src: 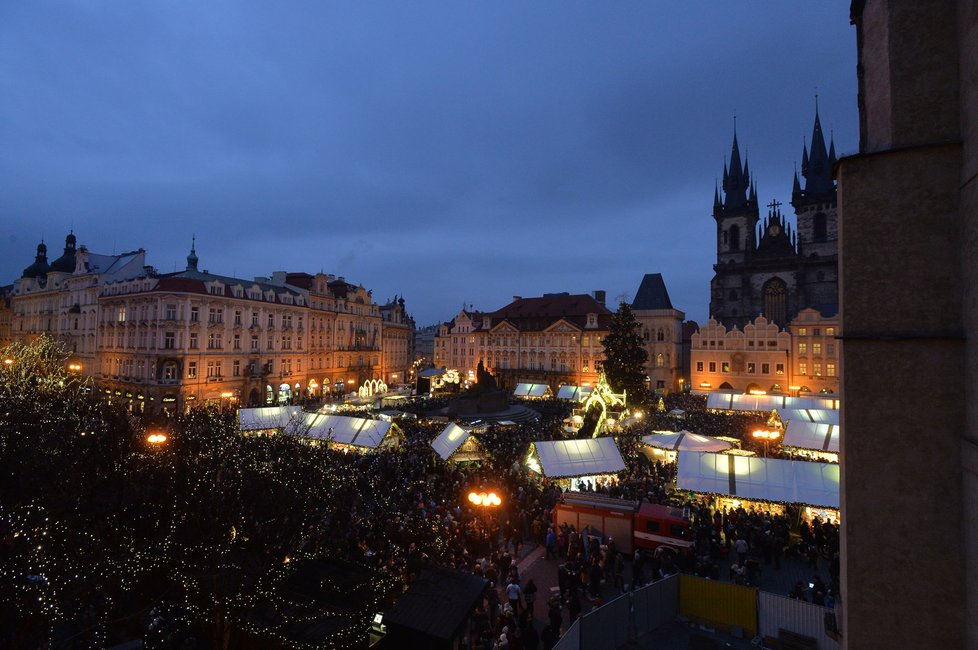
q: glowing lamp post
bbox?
[67,363,82,373]
[3,358,12,368]
[468,490,502,526]
[146,432,168,447]
[752,429,780,458]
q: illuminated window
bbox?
[798,343,807,355]
[721,362,730,373]
[696,361,703,372]
[813,343,822,355]
[826,327,835,337]
[776,363,784,375]
[188,361,197,379]
[800,362,808,375]
[827,363,836,377]
[747,362,755,374]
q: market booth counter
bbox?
[526,437,626,491]
[430,422,488,465]
[676,451,840,523]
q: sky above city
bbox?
[0,2,857,326]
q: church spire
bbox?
[186,235,199,271]
[721,126,750,210]
[802,101,834,195]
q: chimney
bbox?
[270,271,287,286]
[592,290,606,305]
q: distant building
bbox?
[630,273,686,392]
[787,307,839,395]
[379,296,414,386]
[0,284,14,348]
[690,317,791,393]
[434,292,611,390]
[710,110,839,329]
[413,324,438,366]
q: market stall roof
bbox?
[285,412,396,449]
[676,451,839,509]
[783,421,840,453]
[778,408,840,426]
[238,406,303,431]
[641,430,734,453]
[514,383,552,398]
[667,409,686,417]
[530,437,626,478]
[418,367,447,378]
[706,393,840,412]
[431,423,472,461]
[556,385,594,401]
[383,567,488,645]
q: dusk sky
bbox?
[0,2,857,326]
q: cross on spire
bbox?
[767,199,782,211]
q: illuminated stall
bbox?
[526,437,626,491]
[706,392,841,412]
[430,423,488,465]
[640,430,734,463]
[285,412,404,452]
[676,451,840,523]
[513,383,553,399]
[556,385,594,402]
[238,405,303,434]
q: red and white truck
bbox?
[553,492,694,556]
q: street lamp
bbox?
[752,429,781,458]
[468,491,502,508]
[67,362,82,373]
[146,432,168,446]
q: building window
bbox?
[814,212,828,241]
[763,278,788,325]
[721,362,730,373]
[827,343,835,355]
[776,363,784,375]
[206,361,221,378]
[233,334,241,350]
[814,363,822,376]
[165,304,177,320]
[708,362,716,373]
[826,327,835,337]
[814,328,821,336]
[761,363,770,374]
[827,363,836,377]
[164,332,175,349]
[188,361,197,379]
[117,306,126,323]
[747,362,755,374]
[191,307,199,322]
[656,353,665,367]
[800,362,808,375]
[268,314,274,327]
[189,333,199,349]
[233,360,240,377]
[163,363,177,380]
[813,343,822,356]
[696,361,704,372]
[234,310,242,325]
[798,343,807,355]
[252,312,259,326]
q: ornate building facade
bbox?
[710,110,839,330]
[6,234,413,414]
[631,273,686,392]
[434,292,612,390]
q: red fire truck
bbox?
[553,492,694,556]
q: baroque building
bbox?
[7,234,414,414]
[630,273,686,392]
[710,110,839,330]
[434,292,612,390]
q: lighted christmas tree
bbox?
[601,301,649,406]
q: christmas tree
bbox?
[601,301,649,406]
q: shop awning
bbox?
[530,437,626,478]
[676,451,839,509]
[556,385,594,401]
[783,421,840,453]
[706,393,840,412]
[431,423,472,461]
[286,412,396,449]
[641,430,734,453]
[238,406,303,431]
[514,383,552,398]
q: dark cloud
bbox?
[0,2,856,325]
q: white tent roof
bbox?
[531,437,626,478]
[285,412,394,449]
[418,367,446,378]
[514,383,551,397]
[676,451,839,508]
[556,385,594,401]
[706,393,840,412]
[431,423,472,461]
[778,408,840,426]
[783,421,840,453]
[238,406,302,431]
[641,431,734,453]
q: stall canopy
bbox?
[529,437,626,478]
[677,451,839,509]
[285,412,399,449]
[514,383,552,398]
[641,431,734,453]
[706,393,841,412]
[556,385,594,401]
[418,368,447,378]
[238,406,302,432]
[778,408,840,426]
[431,423,473,461]
[783,421,840,454]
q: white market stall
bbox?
[556,385,594,402]
[430,423,487,464]
[238,406,303,433]
[513,383,553,399]
[782,421,840,462]
[285,412,403,451]
[706,393,841,412]
[641,430,734,462]
[526,437,626,490]
[677,451,840,521]
[778,408,840,426]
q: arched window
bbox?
[657,329,665,342]
[814,213,827,241]
[655,353,665,367]
[763,278,788,326]
[729,224,741,251]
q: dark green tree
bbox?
[601,301,649,406]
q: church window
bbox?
[814,213,827,241]
[729,225,741,251]
[657,330,665,342]
[763,278,788,325]
[656,353,665,367]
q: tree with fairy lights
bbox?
[601,301,649,407]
